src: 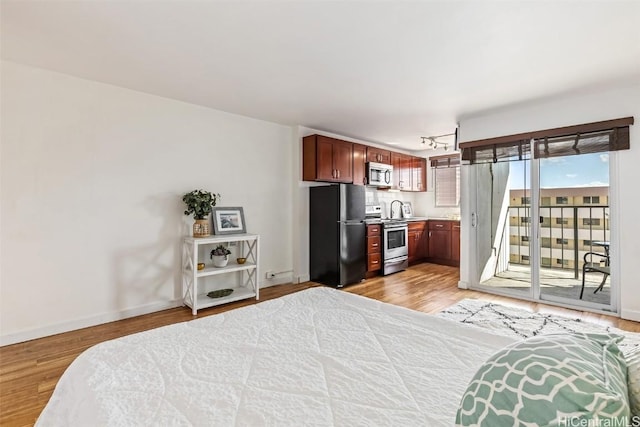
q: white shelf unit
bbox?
[182,233,259,315]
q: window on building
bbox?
[541,257,551,266]
[556,196,569,204]
[520,217,530,223]
[583,239,593,246]
[541,237,551,247]
[556,238,568,245]
[583,218,601,226]
[520,197,531,205]
[556,218,568,225]
[521,236,529,242]
[556,258,569,266]
[583,196,601,204]
[541,197,551,206]
[521,255,530,262]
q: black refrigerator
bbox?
[309,184,366,287]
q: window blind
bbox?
[430,153,461,168]
[435,166,460,207]
[461,140,531,164]
[459,117,633,164]
[534,127,629,159]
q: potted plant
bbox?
[210,244,231,268]
[182,190,220,237]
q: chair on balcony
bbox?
[580,251,610,299]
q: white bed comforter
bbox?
[37,288,515,426]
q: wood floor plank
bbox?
[1,263,638,426]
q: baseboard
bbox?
[458,280,469,289]
[621,308,640,322]
[0,299,183,347]
[296,274,310,284]
[260,273,292,288]
[2,275,302,346]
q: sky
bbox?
[509,152,609,190]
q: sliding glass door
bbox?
[473,160,533,298]
[537,153,612,310]
[468,142,616,313]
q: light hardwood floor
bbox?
[1,263,639,426]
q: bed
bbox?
[36,287,516,426]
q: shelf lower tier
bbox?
[184,287,258,312]
[196,262,256,277]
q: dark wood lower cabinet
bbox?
[451,223,461,263]
[366,224,382,275]
[366,220,459,276]
[427,220,459,267]
[408,221,428,264]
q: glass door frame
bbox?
[467,152,619,315]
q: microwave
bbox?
[367,162,393,187]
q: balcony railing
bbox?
[507,205,610,279]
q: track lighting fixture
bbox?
[421,135,451,151]
[420,126,459,151]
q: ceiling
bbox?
[2,1,640,151]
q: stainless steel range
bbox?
[382,220,408,275]
[365,204,408,275]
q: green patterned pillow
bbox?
[626,346,640,417]
[456,333,630,427]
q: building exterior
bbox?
[508,187,609,270]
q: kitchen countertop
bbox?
[364,216,459,224]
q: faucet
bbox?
[390,200,403,219]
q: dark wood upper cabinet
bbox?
[303,135,353,183]
[391,153,412,190]
[366,147,391,164]
[302,135,426,191]
[411,157,427,192]
[352,143,367,186]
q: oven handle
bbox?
[384,225,408,231]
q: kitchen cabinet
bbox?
[301,135,426,192]
[411,157,427,192]
[428,221,452,261]
[452,222,461,262]
[391,152,412,191]
[303,134,353,183]
[427,220,460,267]
[366,147,391,164]
[182,234,259,315]
[352,143,367,186]
[366,224,382,273]
[408,221,428,264]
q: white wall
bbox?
[0,61,294,344]
[458,81,640,319]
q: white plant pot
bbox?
[212,255,228,268]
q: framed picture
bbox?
[401,202,413,218]
[212,207,246,235]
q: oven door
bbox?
[383,225,408,260]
